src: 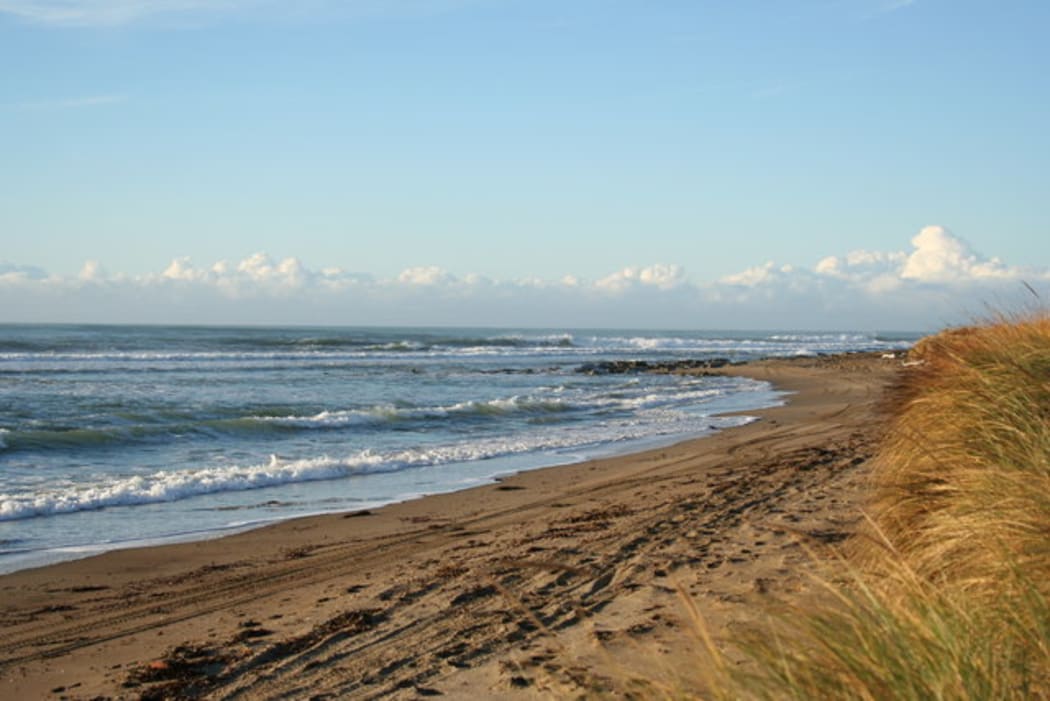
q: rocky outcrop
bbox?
[575,358,738,375]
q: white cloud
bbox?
[158,253,307,288]
[814,249,906,278]
[899,225,1011,282]
[719,261,777,287]
[710,226,1046,323]
[235,252,308,287]
[805,226,1030,294]
[596,264,686,292]
[162,257,202,282]
[78,259,107,282]
[397,265,455,287]
[1,228,1046,330]
[814,256,838,275]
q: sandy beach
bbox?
[0,353,903,699]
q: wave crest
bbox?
[0,407,761,522]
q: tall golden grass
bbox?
[687,313,1050,700]
[866,314,1050,600]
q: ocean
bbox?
[0,325,916,573]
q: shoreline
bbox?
[0,352,903,699]
[0,366,784,577]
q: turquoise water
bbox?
[0,325,915,572]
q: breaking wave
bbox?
[0,411,756,522]
[0,382,746,454]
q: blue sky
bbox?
[1,0,1047,329]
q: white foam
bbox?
[259,384,739,430]
[261,395,576,429]
[0,453,383,521]
[768,332,871,343]
[270,377,760,428]
[0,398,765,523]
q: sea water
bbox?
[0,325,916,573]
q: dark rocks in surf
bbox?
[575,358,737,375]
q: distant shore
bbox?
[0,352,903,699]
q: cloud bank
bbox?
[2,227,1046,330]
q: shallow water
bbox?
[0,325,916,572]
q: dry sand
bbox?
[0,353,904,699]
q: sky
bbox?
[1,0,1048,330]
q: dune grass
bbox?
[682,313,1050,700]
[866,315,1050,599]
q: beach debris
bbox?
[233,619,273,642]
[343,509,374,518]
[282,544,321,560]
[124,644,231,698]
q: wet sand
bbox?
[0,353,903,699]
